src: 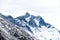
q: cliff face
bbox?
[0,13,60,40]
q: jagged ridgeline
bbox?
[0,12,60,40]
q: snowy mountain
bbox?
[0,13,36,40]
[0,12,60,40]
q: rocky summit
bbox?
[0,12,60,40]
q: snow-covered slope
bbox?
[0,13,60,40]
[14,12,60,40]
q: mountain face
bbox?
[0,13,36,40]
[0,12,60,40]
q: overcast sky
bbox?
[0,0,60,30]
[0,0,60,14]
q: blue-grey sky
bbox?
[0,0,60,30]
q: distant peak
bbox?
[7,15,13,19]
[24,12,30,18]
[26,12,30,15]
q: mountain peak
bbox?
[25,12,30,18]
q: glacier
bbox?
[0,12,60,40]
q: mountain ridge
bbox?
[0,12,60,40]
